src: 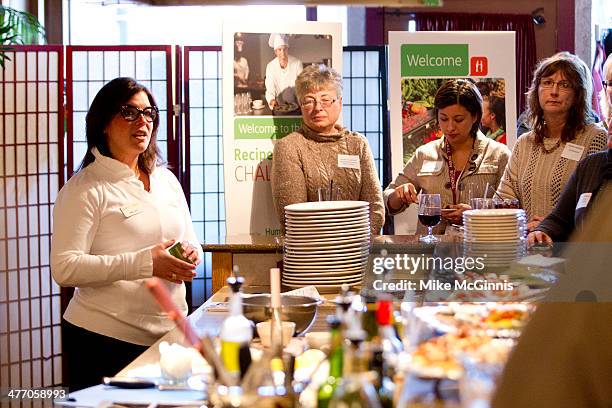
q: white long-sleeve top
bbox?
[51,148,203,346]
[264,55,303,106]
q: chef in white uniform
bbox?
[264,33,303,110]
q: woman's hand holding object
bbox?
[441,203,471,225]
[389,183,419,211]
[151,240,196,284]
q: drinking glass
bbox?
[470,198,494,209]
[418,194,441,243]
[462,182,478,205]
[317,186,341,201]
[317,187,328,201]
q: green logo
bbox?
[401,44,469,76]
[234,117,302,140]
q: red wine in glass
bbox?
[418,194,441,243]
[418,213,441,227]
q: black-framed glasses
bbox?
[119,105,159,122]
[539,78,573,91]
[300,96,338,109]
[603,80,612,90]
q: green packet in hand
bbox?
[167,241,194,264]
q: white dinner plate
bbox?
[283,266,366,275]
[284,238,370,249]
[285,223,370,233]
[285,233,370,243]
[286,221,370,230]
[283,269,366,278]
[282,276,364,284]
[285,207,368,217]
[283,274,365,281]
[283,262,368,272]
[465,221,526,225]
[464,237,524,243]
[463,209,526,217]
[284,253,369,262]
[283,246,370,256]
[284,201,369,212]
[283,256,369,266]
[285,214,370,222]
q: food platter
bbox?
[273,102,299,114]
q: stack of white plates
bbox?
[283,201,371,291]
[462,209,527,267]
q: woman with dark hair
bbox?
[482,95,507,144]
[51,77,202,390]
[384,79,511,233]
[528,53,612,245]
[496,52,607,230]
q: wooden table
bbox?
[203,234,458,293]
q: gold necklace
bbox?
[541,138,562,154]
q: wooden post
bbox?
[212,252,233,294]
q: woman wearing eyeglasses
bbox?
[527,53,612,245]
[496,52,607,230]
[51,78,202,391]
[271,64,384,234]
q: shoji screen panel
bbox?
[0,46,65,398]
[342,46,390,186]
[183,46,223,307]
[65,46,176,177]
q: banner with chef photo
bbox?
[388,31,517,234]
[222,21,342,235]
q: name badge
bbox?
[420,160,443,173]
[338,154,360,170]
[561,143,585,161]
[576,192,592,209]
[120,203,144,218]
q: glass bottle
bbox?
[376,296,403,357]
[316,315,344,408]
[220,276,252,383]
[361,289,379,342]
[370,349,394,408]
[329,335,382,408]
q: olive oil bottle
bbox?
[220,276,252,382]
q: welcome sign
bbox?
[388,32,517,234]
[222,21,342,236]
[401,44,469,76]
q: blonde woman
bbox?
[271,65,384,234]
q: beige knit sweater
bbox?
[384,131,511,234]
[496,122,608,220]
[271,124,385,234]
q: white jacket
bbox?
[51,148,202,346]
[264,55,303,105]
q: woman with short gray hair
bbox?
[271,64,384,234]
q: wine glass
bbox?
[418,194,441,243]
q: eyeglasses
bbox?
[539,79,573,91]
[119,105,159,122]
[603,80,612,90]
[300,96,338,110]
